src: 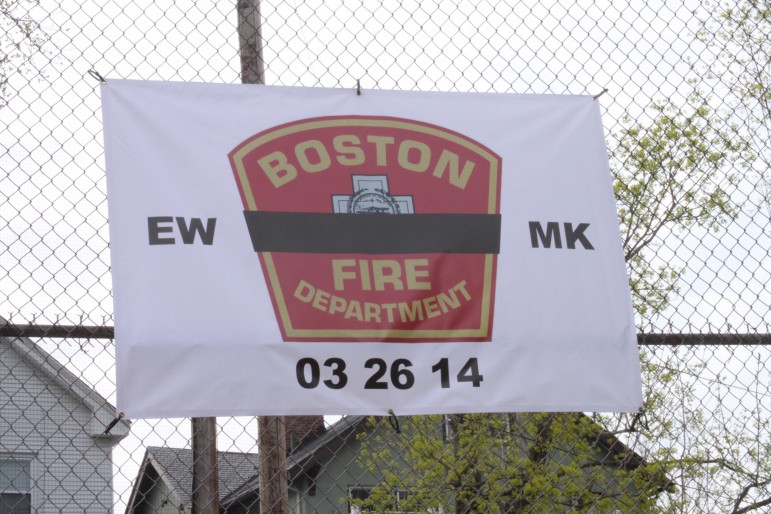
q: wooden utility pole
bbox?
[257,416,289,513]
[237,2,289,513]
[191,417,220,514]
[238,0,266,85]
[187,3,268,511]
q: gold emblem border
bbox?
[232,117,500,340]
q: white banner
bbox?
[101,80,642,417]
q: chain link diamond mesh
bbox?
[1,0,769,512]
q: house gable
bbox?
[125,447,260,514]
[1,333,130,512]
[124,452,185,514]
[1,334,129,439]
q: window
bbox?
[0,459,31,514]
[348,486,413,514]
[348,486,371,514]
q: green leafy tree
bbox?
[354,96,747,514]
[356,413,671,513]
[698,0,771,214]
[672,4,771,512]
[631,347,771,514]
[1,0,46,108]
[612,94,746,319]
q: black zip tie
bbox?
[592,87,608,100]
[387,409,400,433]
[356,79,361,96]
[104,412,125,434]
[88,69,107,84]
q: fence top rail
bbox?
[1,323,769,345]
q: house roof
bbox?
[124,446,260,512]
[126,412,671,512]
[0,329,130,440]
[123,416,367,512]
[220,415,367,507]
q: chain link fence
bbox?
[1,0,769,512]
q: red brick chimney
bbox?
[284,416,325,450]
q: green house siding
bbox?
[297,434,374,514]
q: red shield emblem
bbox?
[229,116,501,342]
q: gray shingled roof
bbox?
[127,417,367,512]
[221,415,367,507]
[146,446,259,505]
